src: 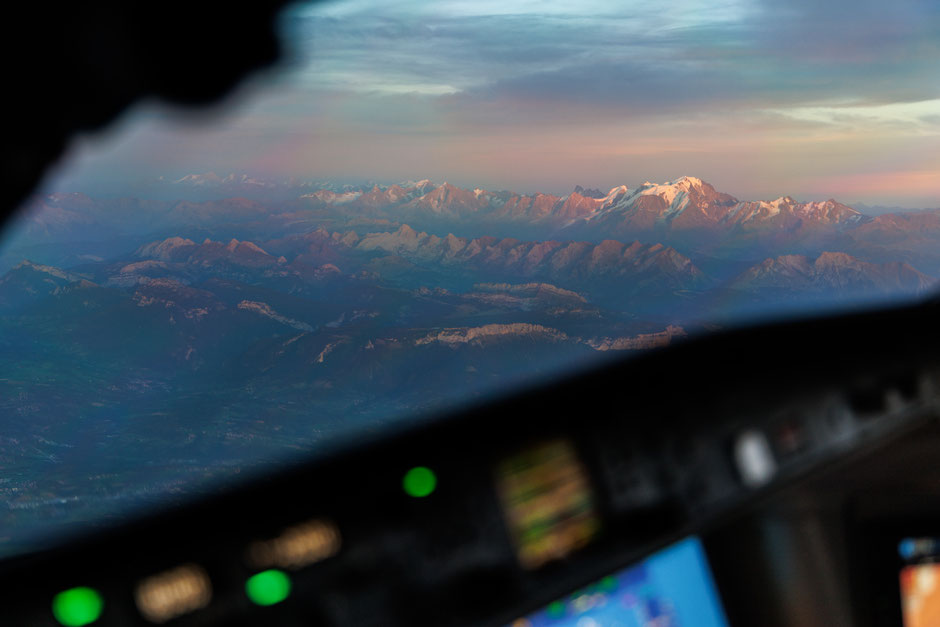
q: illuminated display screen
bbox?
[496,440,601,570]
[900,537,940,627]
[901,563,940,627]
[510,536,729,627]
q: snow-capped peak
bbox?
[672,175,705,187]
[400,179,433,189]
[174,172,222,185]
[641,176,707,191]
[635,177,704,206]
[604,184,630,198]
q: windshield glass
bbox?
[2,0,938,556]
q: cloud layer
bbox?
[52,0,940,207]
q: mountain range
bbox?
[1,173,936,549]
[17,175,940,275]
[294,176,870,241]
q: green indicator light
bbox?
[547,600,566,618]
[245,569,291,607]
[52,587,104,627]
[403,466,437,498]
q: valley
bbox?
[1,173,936,553]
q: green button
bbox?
[403,466,437,498]
[246,569,291,606]
[52,587,104,626]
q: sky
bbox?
[48,0,940,208]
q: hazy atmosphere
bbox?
[48,0,940,207]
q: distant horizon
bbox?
[43,169,937,214]
[36,0,940,211]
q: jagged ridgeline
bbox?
[0,174,936,549]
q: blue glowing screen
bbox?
[513,536,729,627]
